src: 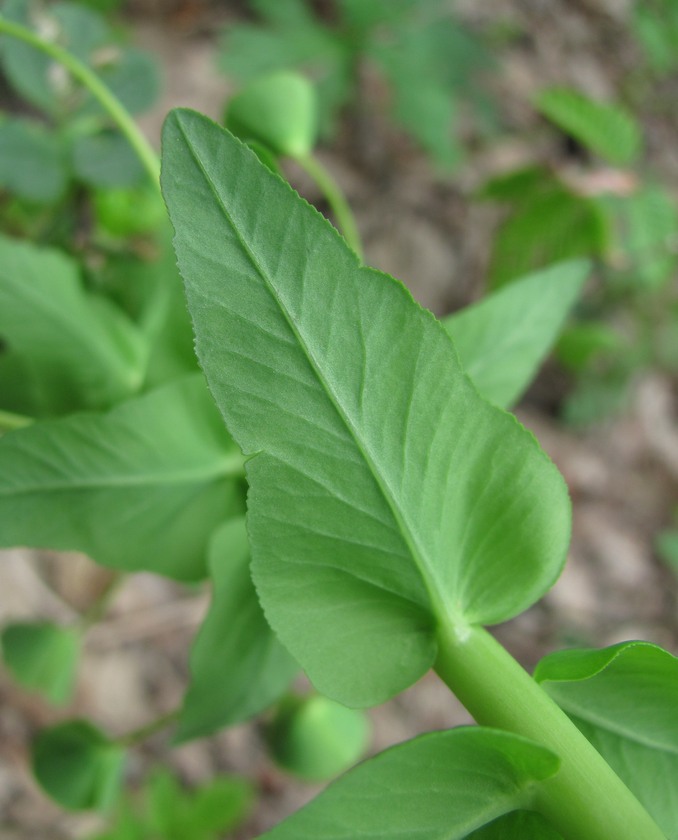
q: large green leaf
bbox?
[258,727,559,838]
[535,88,642,166]
[443,260,589,408]
[0,235,146,415]
[0,375,245,580]
[161,110,570,707]
[175,517,297,742]
[535,642,678,838]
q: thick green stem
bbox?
[0,15,160,185]
[435,622,666,840]
[297,154,363,259]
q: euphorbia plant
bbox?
[159,109,677,839]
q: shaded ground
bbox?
[1,1,678,837]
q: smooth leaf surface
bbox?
[536,88,642,166]
[176,517,297,742]
[226,71,317,159]
[443,260,589,407]
[0,235,146,414]
[535,641,678,838]
[0,117,68,203]
[258,727,559,838]
[0,375,245,580]
[161,110,571,706]
[467,811,563,839]
[145,770,254,840]
[266,693,370,781]
[33,720,125,811]
[72,130,145,189]
[1,621,80,704]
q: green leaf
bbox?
[555,323,623,372]
[226,71,317,159]
[161,110,571,707]
[443,260,589,407]
[657,529,678,571]
[145,769,254,840]
[175,517,297,742]
[467,810,564,839]
[78,47,160,118]
[0,0,109,115]
[535,642,678,837]
[266,693,370,781]
[535,88,642,166]
[258,727,559,838]
[373,14,493,169]
[0,117,68,203]
[0,234,147,414]
[72,130,145,189]
[32,719,125,811]
[488,181,608,287]
[609,186,678,289]
[1,621,80,704]
[0,375,245,581]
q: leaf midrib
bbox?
[179,119,445,617]
[2,451,243,496]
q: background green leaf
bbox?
[175,517,297,742]
[535,642,678,838]
[32,720,125,811]
[1,621,80,705]
[443,260,589,407]
[259,728,559,838]
[72,130,145,189]
[161,110,571,707]
[0,234,147,414]
[0,375,245,580]
[0,117,68,203]
[144,770,254,840]
[535,87,642,166]
[0,0,104,114]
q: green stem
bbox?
[0,15,160,186]
[115,708,180,748]
[79,572,124,631]
[0,409,34,432]
[435,623,666,840]
[297,154,363,259]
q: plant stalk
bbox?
[435,622,666,840]
[115,708,179,748]
[297,154,363,259]
[0,15,160,185]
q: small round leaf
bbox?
[32,720,125,811]
[2,621,80,705]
